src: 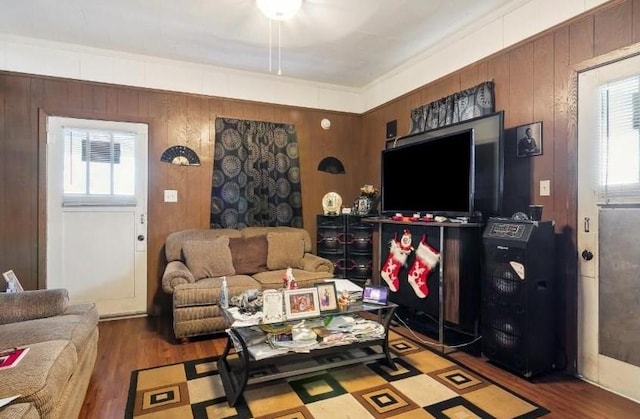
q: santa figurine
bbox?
[282,267,298,290]
[338,288,350,310]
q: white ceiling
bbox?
[0,0,531,88]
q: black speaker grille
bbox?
[493,326,519,349]
[481,220,556,377]
[492,268,519,295]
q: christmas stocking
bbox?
[407,234,440,298]
[380,230,413,292]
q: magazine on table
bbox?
[0,347,30,370]
[0,395,21,409]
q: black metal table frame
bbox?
[218,302,397,407]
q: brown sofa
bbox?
[0,289,98,419]
[162,226,335,341]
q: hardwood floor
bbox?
[79,315,640,419]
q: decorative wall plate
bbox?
[160,145,201,166]
[322,192,342,215]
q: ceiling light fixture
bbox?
[256,0,302,75]
[256,0,302,20]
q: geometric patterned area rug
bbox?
[125,330,549,418]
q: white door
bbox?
[47,117,148,318]
[577,56,640,402]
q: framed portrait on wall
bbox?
[284,288,320,320]
[516,121,543,158]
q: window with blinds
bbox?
[63,127,137,206]
[598,75,640,204]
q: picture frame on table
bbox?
[284,288,320,320]
[315,282,338,312]
[2,270,24,292]
[262,289,285,324]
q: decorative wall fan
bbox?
[160,145,201,166]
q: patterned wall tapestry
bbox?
[210,118,303,229]
[409,80,495,134]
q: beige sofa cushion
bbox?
[0,340,78,418]
[0,289,69,326]
[229,235,268,274]
[0,403,39,419]
[173,275,260,307]
[253,269,334,290]
[242,226,312,252]
[165,228,242,262]
[266,231,305,270]
[183,237,235,280]
[0,304,98,358]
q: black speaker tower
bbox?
[481,218,556,378]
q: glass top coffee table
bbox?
[218,300,397,407]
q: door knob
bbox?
[137,235,145,241]
[581,250,593,261]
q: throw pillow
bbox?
[229,235,268,275]
[266,231,305,270]
[182,237,235,280]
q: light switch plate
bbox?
[164,189,178,202]
[540,180,550,196]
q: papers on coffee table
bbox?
[247,343,289,360]
[324,279,363,301]
[324,279,363,293]
[226,307,264,327]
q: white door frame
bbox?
[577,55,640,403]
[46,116,148,318]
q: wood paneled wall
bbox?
[0,76,361,313]
[0,0,637,373]
[360,0,640,373]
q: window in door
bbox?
[62,127,137,206]
[598,76,640,204]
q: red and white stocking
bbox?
[380,230,413,292]
[407,234,440,298]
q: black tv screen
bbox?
[384,111,504,221]
[381,129,474,217]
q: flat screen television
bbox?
[381,129,475,218]
[383,111,504,221]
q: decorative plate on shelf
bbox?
[322,192,342,215]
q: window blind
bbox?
[62,127,137,206]
[598,75,640,204]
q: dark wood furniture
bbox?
[316,214,373,287]
[365,218,483,350]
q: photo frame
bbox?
[262,289,285,324]
[284,288,320,320]
[315,282,338,312]
[2,270,24,292]
[353,196,372,216]
[516,121,543,158]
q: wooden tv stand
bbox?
[363,218,483,351]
